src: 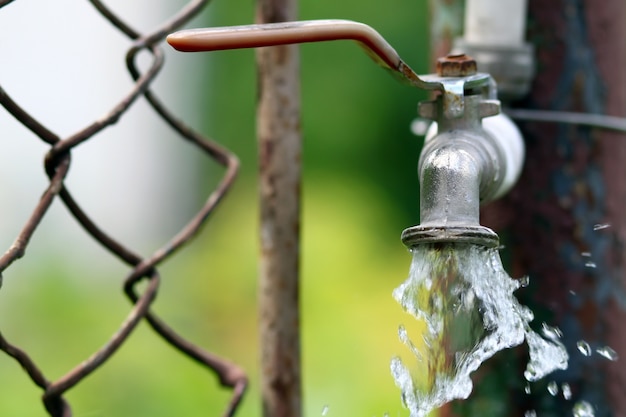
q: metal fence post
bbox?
[255,0,302,416]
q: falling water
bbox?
[391,243,568,417]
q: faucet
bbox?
[166,19,527,417]
[167,19,525,247]
[402,54,524,249]
[167,19,524,247]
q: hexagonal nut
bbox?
[436,54,477,77]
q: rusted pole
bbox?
[428,1,626,416]
[478,0,626,416]
[513,0,626,415]
[255,0,301,416]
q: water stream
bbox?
[391,243,569,417]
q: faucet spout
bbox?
[419,131,498,228]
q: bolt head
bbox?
[436,54,477,77]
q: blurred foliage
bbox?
[0,0,432,416]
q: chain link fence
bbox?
[0,1,247,415]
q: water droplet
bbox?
[398,325,408,342]
[321,405,329,416]
[519,275,530,288]
[581,252,592,257]
[547,381,559,396]
[524,410,537,417]
[541,323,563,341]
[584,261,597,268]
[562,383,572,400]
[573,400,594,417]
[593,223,610,231]
[577,341,592,356]
[525,383,531,394]
[596,346,618,361]
[410,118,431,136]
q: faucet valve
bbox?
[164,20,523,249]
[402,55,524,249]
[417,54,498,120]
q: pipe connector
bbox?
[452,0,535,101]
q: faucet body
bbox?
[418,94,505,228]
[402,70,524,249]
[167,21,524,250]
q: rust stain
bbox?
[259,138,274,172]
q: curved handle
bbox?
[167,19,433,88]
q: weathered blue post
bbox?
[481,1,626,416]
[429,1,626,416]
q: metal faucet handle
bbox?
[167,18,494,110]
[167,19,422,82]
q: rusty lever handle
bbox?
[166,19,438,90]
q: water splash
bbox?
[391,243,568,417]
[541,323,563,341]
[524,330,568,381]
[519,275,530,288]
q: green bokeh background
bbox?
[0,1,432,415]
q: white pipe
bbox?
[483,113,525,199]
[464,0,527,47]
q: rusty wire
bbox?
[0,1,247,416]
